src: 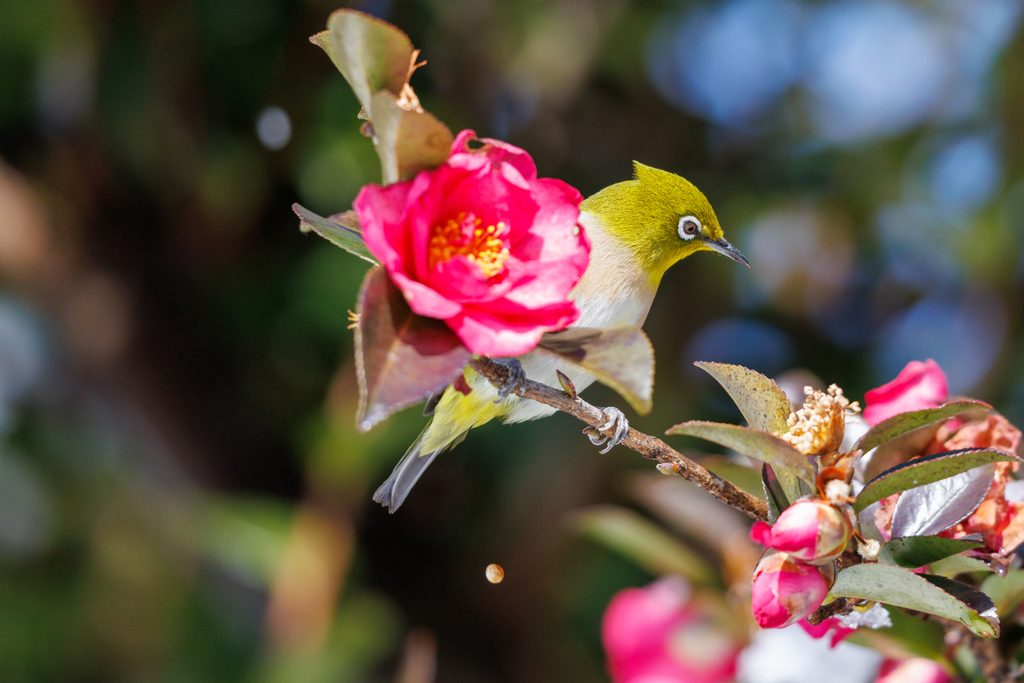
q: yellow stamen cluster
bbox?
[428,214,510,278]
[780,384,861,456]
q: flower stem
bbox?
[470,356,770,523]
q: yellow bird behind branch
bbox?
[374,162,749,512]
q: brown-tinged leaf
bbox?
[666,421,815,484]
[694,362,791,434]
[855,400,991,454]
[854,447,1023,513]
[536,326,654,415]
[556,370,577,400]
[355,267,470,432]
[827,564,998,637]
[368,90,453,185]
[314,9,414,111]
[294,203,378,264]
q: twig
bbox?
[806,597,855,625]
[469,357,769,522]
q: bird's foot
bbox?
[492,358,526,403]
[583,407,629,454]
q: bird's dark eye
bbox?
[677,215,702,240]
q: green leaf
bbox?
[572,506,718,586]
[762,464,789,524]
[855,401,991,454]
[666,421,815,484]
[314,9,414,112]
[368,90,455,185]
[928,554,993,577]
[981,570,1024,617]
[827,564,998,638]
[294,203,378,264]
[535,326,654,415]
[878,536,985,568]
[854,447,1021,513]
[355,267,470,432]
[694,362,791,434]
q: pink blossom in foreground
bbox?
[798,618,855,647]
[354,130,589,356]
[875,658,951,683]
[602,576,740,683]
[751,550,833,629]
[769,500,852,565]
[863,360,948,426]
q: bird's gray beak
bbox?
[705,237,750,268]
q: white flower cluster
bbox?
[780,385,861,456]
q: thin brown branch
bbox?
[469,356,769,522]
[806,597,855,625]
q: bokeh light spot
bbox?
[256,106,292,151]
[929,134,1000,213]
[686,318,794,377]
[803,1,949,143]
[485,564,504,584]
[874,292,1007,393]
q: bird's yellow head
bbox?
[581,162,748,284]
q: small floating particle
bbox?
[485,563,504,584]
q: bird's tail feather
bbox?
[373,421,467,512]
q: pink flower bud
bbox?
[751,550,833,629]
[770,499,852,565]
[876,658,951,683]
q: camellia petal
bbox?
[864,359,949,425]
[353,181,412,271]
[448,129,538,181]
[389,271,463,319]
[447,310,549,357]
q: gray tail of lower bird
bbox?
[373,421,466,512]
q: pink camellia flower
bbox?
[602,576,740,683]
[751,550,834,629]
[863,360,948,426]
[768,500,852,565]
[354,129,590,356]
[875,658,951,683]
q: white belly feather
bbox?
[492,211,658,424]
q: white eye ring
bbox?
[677,215,701,241]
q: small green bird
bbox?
[374,162,749,511]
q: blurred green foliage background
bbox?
[1,0,1024,681]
